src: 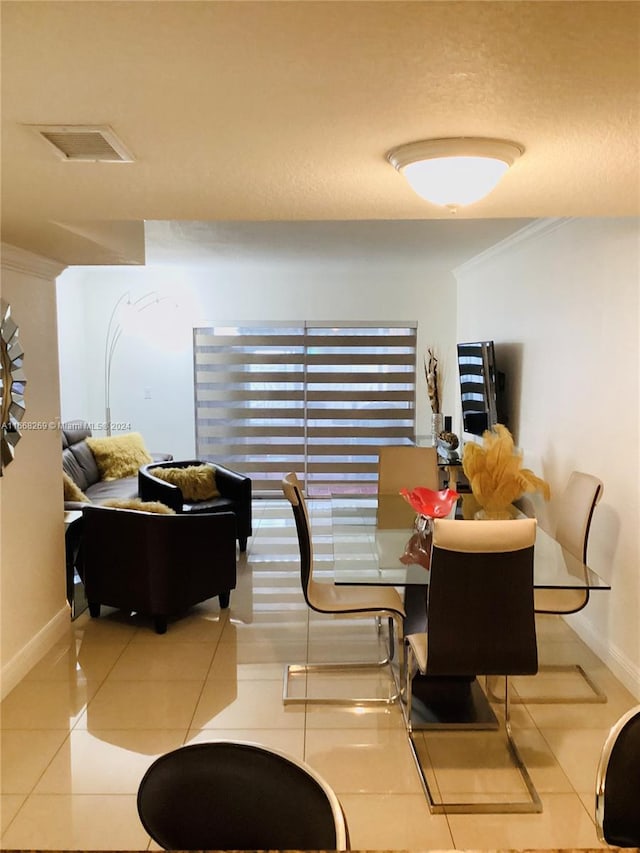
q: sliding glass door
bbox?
[194,322,416,495]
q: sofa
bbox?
[62,420,172,509]
[139,459,252,552]
[81,504,237,633]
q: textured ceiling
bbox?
[143,218,535,268]
[1,1,639,266]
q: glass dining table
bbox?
[330,493,611,728]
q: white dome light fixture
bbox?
[387,137,524,212]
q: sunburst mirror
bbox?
[0,299,27,474]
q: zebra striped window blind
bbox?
[194,322,417,495]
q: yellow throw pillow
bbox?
[150,464,220,502]
[63,471,90,502]
[102,498,176,515]
[86,432,153,481]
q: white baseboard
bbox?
[1,605,71,700]
[567,611,640,700]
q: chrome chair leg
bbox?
[404,667,542,814]
[283,614,403,706]
[486,664,607,704]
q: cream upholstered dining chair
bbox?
[404,517,541,814]
[530,470,605,702]
[282,472,405,705]
[376,445,440,528]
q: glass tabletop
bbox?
[331,494,611,591]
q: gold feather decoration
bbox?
[462,424,550,516]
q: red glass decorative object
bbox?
[399,486,460,518]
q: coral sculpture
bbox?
[462,424,550,517]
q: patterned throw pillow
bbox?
[86,432,153,481]
[63,471,90,502]
[102,498,176,515]
[149,464,220,502]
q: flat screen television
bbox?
[457,340,505,437]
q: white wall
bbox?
[1,245,69,698]
[455,217,640,696]
[56,270,90,420]
[57,258,459,459]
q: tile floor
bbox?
[1,497,637,850]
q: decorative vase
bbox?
[400,514,433,569]
[414,513,433,537]
[436,431,459,461]
[431,412,444,445]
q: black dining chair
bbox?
[137,740,349,850]
[282,472,405,705]
[404,517,541,814]
[595,704,640,847]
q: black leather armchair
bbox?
[139,459,252,552]
[80,504,237,633]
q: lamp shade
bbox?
[387,138,523,210]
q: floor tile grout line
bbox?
[183,609,231,739]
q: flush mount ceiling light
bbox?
[386,137,524,212]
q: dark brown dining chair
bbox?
[595,704,640,847]
[137,740,349,850]
[404,517,541,814]
[282,472,405,705]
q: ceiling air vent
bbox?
[29,125,135,162]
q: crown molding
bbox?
[1,243,66,280]
[453,217,575,277]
